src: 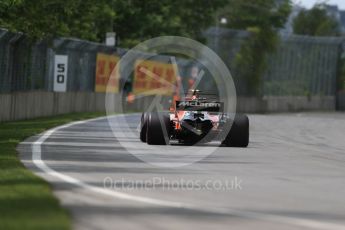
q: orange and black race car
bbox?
[140,90,249,147]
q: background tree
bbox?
[293,3,340,36]
[102,0,227,47]
[0,0,115,41]
[0,0,226,45]
[219,0,292,95]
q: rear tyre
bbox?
[146,112,171,145]
[140,113,148,143]
[223,114,249,147]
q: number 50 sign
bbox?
[54,55,68,92]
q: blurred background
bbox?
[1,0,345,122]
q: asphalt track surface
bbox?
[18,113,345,230]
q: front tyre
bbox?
[223,114,249,147]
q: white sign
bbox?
[54,55,68,92]
[106,32,116,46]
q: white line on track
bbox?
[27,141,120,148]
[31,115,345,230]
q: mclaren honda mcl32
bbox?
[140,90,249,147]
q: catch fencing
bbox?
[2,27,344,96]
[0,28,200,93]
[0,30,48,92]
[1,27,345,117]
[47,38,120,92]
[204,27,345,97]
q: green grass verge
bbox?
[0,112,106,230]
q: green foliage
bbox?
[293,4,340,36]
[220,0,292,95]
[111,0,227,47]
[0,0,226,45]
[0,0,115,41]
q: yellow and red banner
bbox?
[133,59,177,95]
[95,53,120,93]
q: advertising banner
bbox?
[133,59,177,95]
[95,53,120,93]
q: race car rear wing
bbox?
[176,101,223,112]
